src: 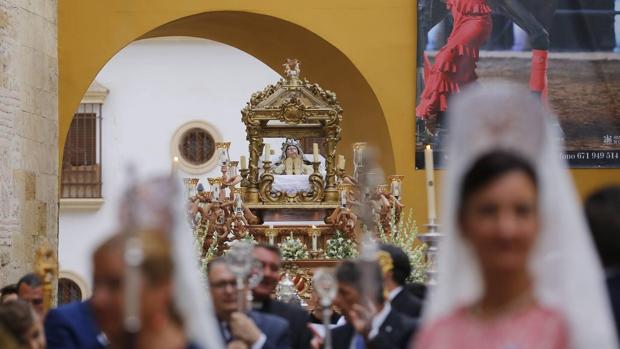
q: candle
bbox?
[235,193,242,212]
[313,143,319,162]
[340,189,347,208]
[391,180,400,197]
[269,226,275,244]
[264,144,271,162]
[311,225,318,250]
[240,156,247,170]
[424,145,436,220]
[338,155,345,170]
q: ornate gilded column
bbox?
[323,123,341,202]
[246,127,262,203]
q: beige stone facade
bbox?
[0,0,58,286]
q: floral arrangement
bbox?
[278,232,309,261]
[325,231,358,259]
[377,207,428,283]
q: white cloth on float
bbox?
[272,175,313,194]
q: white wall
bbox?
[59,37,284,288]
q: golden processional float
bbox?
[187,59,427,304]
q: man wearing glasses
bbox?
[208,257,290,349]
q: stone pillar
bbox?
[0,0,58,287]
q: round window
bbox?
[178,127,216,165]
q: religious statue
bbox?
[273,139,314,175]
[283,58,301,80]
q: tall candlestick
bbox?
[338,155,345,170]
[313,143,319,162]
[264,144,271,162]
[424,145,437,220]
[240,156,247,170]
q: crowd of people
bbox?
[0,82,619,349]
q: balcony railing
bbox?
[61,164,102,199]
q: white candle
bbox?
[240,156,247,170]
[313,143,319,162]
[235,193,242,211]
[264,144,270,162]
[391,180,399,197]
[311,225,318,250]
[338,155,345,169]
[340,189,347,207]
[424,145,436,220]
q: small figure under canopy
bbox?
[273,139,314,175]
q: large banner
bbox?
[415,0,620,169]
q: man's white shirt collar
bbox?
[387,286,403,302]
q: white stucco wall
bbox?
[59,37,284,289]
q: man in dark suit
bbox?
[208,258,290,349]
[379,244,423,319]
[329,260,417,349]
[585,186,620,339]
[252,244,312,349]
[44,300,108,349]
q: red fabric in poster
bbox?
[416,0,493,119]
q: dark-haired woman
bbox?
[415,151,568,348]
[413,82,618,348]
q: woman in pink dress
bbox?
[413,82,618,348]
[416,0,493,121]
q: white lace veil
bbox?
[423,81,618,348]
[119,175,223,349]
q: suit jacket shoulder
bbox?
[260,300,311,349]
[391,289,423,318]
[367,310,417,349]
[331,324,355,349]
[249,311,291,349]
[44,301,105,349]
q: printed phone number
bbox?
[562,152,620,160]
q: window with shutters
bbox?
[61,103,103,198]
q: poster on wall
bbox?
[414,0,620,169]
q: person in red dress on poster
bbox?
[416,0,493,123]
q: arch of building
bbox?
[59,1,620,225]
